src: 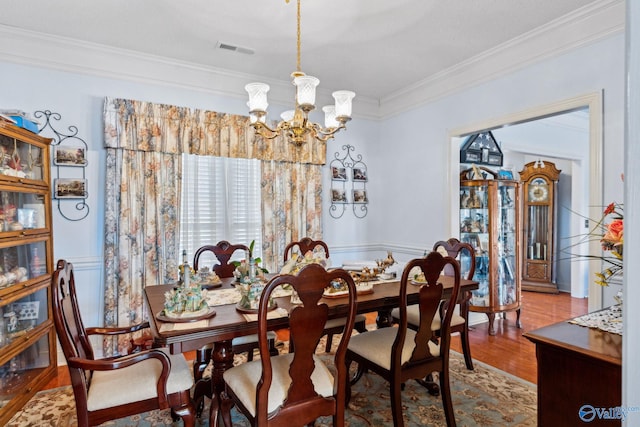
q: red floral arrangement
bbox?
[592,202,623,286]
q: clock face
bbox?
[528,178,549,202]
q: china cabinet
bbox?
[519,161,561,293]
[459,167,521,335]
[0,121,55,425]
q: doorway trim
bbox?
[447,91,603,310]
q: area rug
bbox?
[7,342,536,426]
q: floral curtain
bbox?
[261,159,324,272]
[102,97,325,356]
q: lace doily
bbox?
[568,305,622,335]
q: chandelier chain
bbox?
[296,0,301,72]
[246,0,354,146]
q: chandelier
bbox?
[245,0,355,146]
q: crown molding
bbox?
[0,25,381,120]
[379,0,624,118]
[0,0,624,121]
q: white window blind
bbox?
[179,155,262,263]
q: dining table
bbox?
[144,273,479,426]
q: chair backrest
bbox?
[283,237,330,261]
[433,238,476,281]
[256,263,357,425]
[393,251,460,365]
[193,241,250,278]
[51,259,94,413]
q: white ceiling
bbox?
[0,0,603,101]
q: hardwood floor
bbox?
[450,290,588,384]
[43,290,588,391]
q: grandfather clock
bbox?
[519,161,561,293]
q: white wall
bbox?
[374,33,624,305]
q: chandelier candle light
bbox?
[245,0,355,146]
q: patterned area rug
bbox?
[8,340,536,426]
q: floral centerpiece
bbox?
[280,250,329,275]
[581,201,623,287]
[232,240,272,311]
[163,283,209,318]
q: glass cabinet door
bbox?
[0,189,47,233]
[0,239,48,292]
[0,333,52,409]
[0,286,49,351]
[497,182,518,306]
[460,182,490,307]
[0,134,46,183]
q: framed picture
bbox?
[54,178,88,199]
[331,189,347,203]
[353,189,368,203]
[331,166,347,181]
[53,147,88,166]
[353,168,367,182]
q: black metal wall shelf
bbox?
[329,144,368,219]
[35,110,89,221]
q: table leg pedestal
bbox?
[208,340,235,427]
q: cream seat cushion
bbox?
[87,348,193,411]
[232,331,277,346]
[347,327,440,370]
[391,306,465,330]
[223,353,334,416]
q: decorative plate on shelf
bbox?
[156,307,216,323]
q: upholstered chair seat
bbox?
[87,348,193,411]
[223,353,335,416]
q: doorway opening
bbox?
[448,92,604,312]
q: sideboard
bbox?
[524,313,621,426]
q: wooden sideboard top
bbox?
[524,315,622,366]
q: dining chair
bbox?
[346,251,461,427]
[284,237,368,353]
[192,241,278,381]
[51,260,196,427]
[221,263,358,427]
[391,238,476,371]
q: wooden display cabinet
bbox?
[0,121,55,425]
[459,168,522,335]
[519,161,561,293]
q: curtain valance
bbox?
[103,97,326,165]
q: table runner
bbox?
[158,278,397,332]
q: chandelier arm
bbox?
[251,122,280,140]
[310,123,346,141]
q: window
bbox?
[179,155,262,264]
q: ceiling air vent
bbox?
[216,42,254,55]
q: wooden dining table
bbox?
[144,274,478,426]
